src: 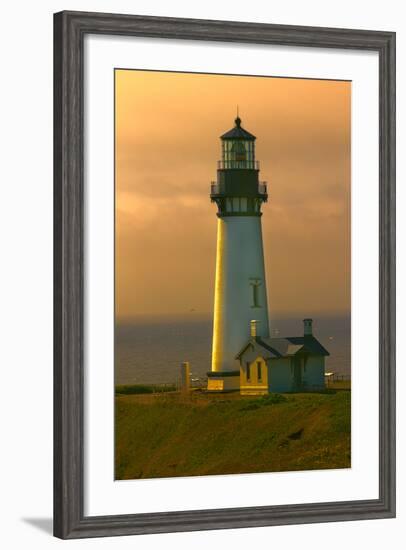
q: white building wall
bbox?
[211,216,269,372]
[304,356,325,389]
[268,358,292,393]
[269,356,326,392]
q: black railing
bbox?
[210,182,268,195]
[217,160,260,170]
[258,183,267,195]
[210,182,218,195]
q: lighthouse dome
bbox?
[220,117,256,140]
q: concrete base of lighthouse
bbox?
[206,371,240,392]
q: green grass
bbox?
[327,380,351,390]
[115,390,351,480]
[115,384,176,395]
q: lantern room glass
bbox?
[221,139,256,169]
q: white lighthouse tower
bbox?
[207,116,270,392]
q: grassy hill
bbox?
[115,390,350,480]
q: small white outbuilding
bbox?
[235,319,329,395]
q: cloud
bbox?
[115,70,351,317]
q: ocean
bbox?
[115,314,351,385]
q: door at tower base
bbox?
[207,371,240,392]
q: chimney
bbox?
[303,318,313,336]
[250,320,260,338]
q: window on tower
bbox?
[250,279,261,308]
[222,139,255,168]
[231,140,246,161]
[253,285,259,307]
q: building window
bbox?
[257,361,262,381]
[246,362,251,381]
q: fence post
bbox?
[180,362,190,394]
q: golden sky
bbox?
[115,70,350,320]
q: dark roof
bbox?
[220,117,256,140]
[235,335,329,360]
[285,336,329,356]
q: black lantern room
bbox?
[210,116,268,217]
[220,116,256,169]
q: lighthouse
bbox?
[207,115,270,392]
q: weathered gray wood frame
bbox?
[54,10,396,539]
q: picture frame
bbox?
[54,10,396,539]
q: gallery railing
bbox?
[210,182,268,196]
[217,160,260,170]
